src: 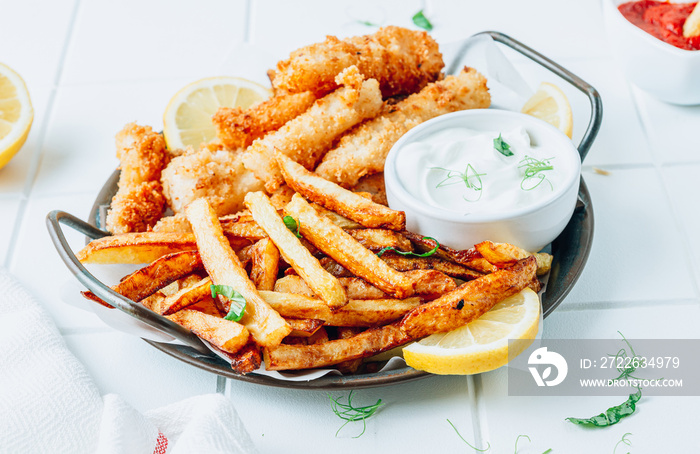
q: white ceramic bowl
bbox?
[384,109,582,252]
[602,0,700,105]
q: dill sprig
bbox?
[446,419,491,452]
[514,434,531,453]
[518,155,554,191]
[431,164,486,202]
[613,432,633,454]
[329,391,382,438]
[376,236,439,258]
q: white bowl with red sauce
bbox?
[602,0,700,105]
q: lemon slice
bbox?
[403,287,540,375]
[521,82,573,139]
[163,77,271,150]
[0,63,33,170]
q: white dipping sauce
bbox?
[395,126,572,216]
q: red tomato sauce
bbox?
[618,1,700,50]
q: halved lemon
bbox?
[0,63,33,170]
[521,82,573,139]
[162,77,271,150]
[403,287,540,375]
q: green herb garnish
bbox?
[210,285,246,321]
[609,331,652,383]
[613,433,633,454]
[356,19,379,27]
[542,450,553,454]
[412,10,433,31]
[446,419,491,452]
[494,134,513,156]
[376,236,439,258]
[432,164,486,202]
[514,434,531,453]
[283,215,302,238]
[518,155,554,191]
[329,391,382,438]
[566,388,641,427]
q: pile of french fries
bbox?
[79,153,552,375]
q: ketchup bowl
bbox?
[384,109,582,253]
[602,0,700,105]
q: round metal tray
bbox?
[85,171,594,389]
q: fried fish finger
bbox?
[270,26,444,98]
[315,68,490,187]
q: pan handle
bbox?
[46,210,213,356]
[465,31,603,162]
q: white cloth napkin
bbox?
[0,269,258,454]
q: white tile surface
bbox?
[63,331,217,412]
[252,0,423,63]
[0,0,76,89]
[427,0,609,59]
[227,375,479,453]
[633,87,700,165]
[32,79,190,196]
[0,197,22,264]
[662,164,700,289]
[480,303,700,453]
[61,0,247,85]
[563,167,696,305]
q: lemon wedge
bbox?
[0,63,33,170]
[521,82,573,139]
[403,287,540,375]
[163,77,271,150]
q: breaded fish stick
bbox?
[106,123,169,234]
[242,66,382,192]
[213,91,316,149]
[270,26,444,98]
[315,68,491,187]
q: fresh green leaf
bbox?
[447,419,490,452]
[542,450,553,454]
[329,391,382,438]
[210,284,246,322]
[412,10,433,31]
[356,19,379,27]
[514,434,531,453]
[376,236,440,258]
[494,134,514,157]
[283,215,302,238]
[566,389,641,427]
[613,432,633,454]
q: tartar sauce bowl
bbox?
[385,109,582,252]
[602,0,700,105]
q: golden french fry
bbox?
[475,240,552,276]
[115,250,202,302]
[400,256,537,338]
[249,238,280,291]
[276,152,405,230]
[245,191,348,309]
[285,318,325,337]
[347,229,412,252]
[401,231,497,274]
[167,309,249,354]
[380,253,483,281]
[263,322,412,370]
[214,341,262,375]
[310,203,362,229]
[77,232,198,264]
[260,291,420,327]
[334,327,365,374]
[338,277,389,299]
[219,216,268,240]
[185,198,291,348]
[284,193,415,298]
[404,270,457,301]
[683,2,700,38]
[160,277,212,315]
[273,275,317,297]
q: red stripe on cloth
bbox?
[153,431,168,454]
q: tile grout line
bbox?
[556,297,700,312]
[245,0,254,45]
[627,86,700,299]
[4,0,82,270]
